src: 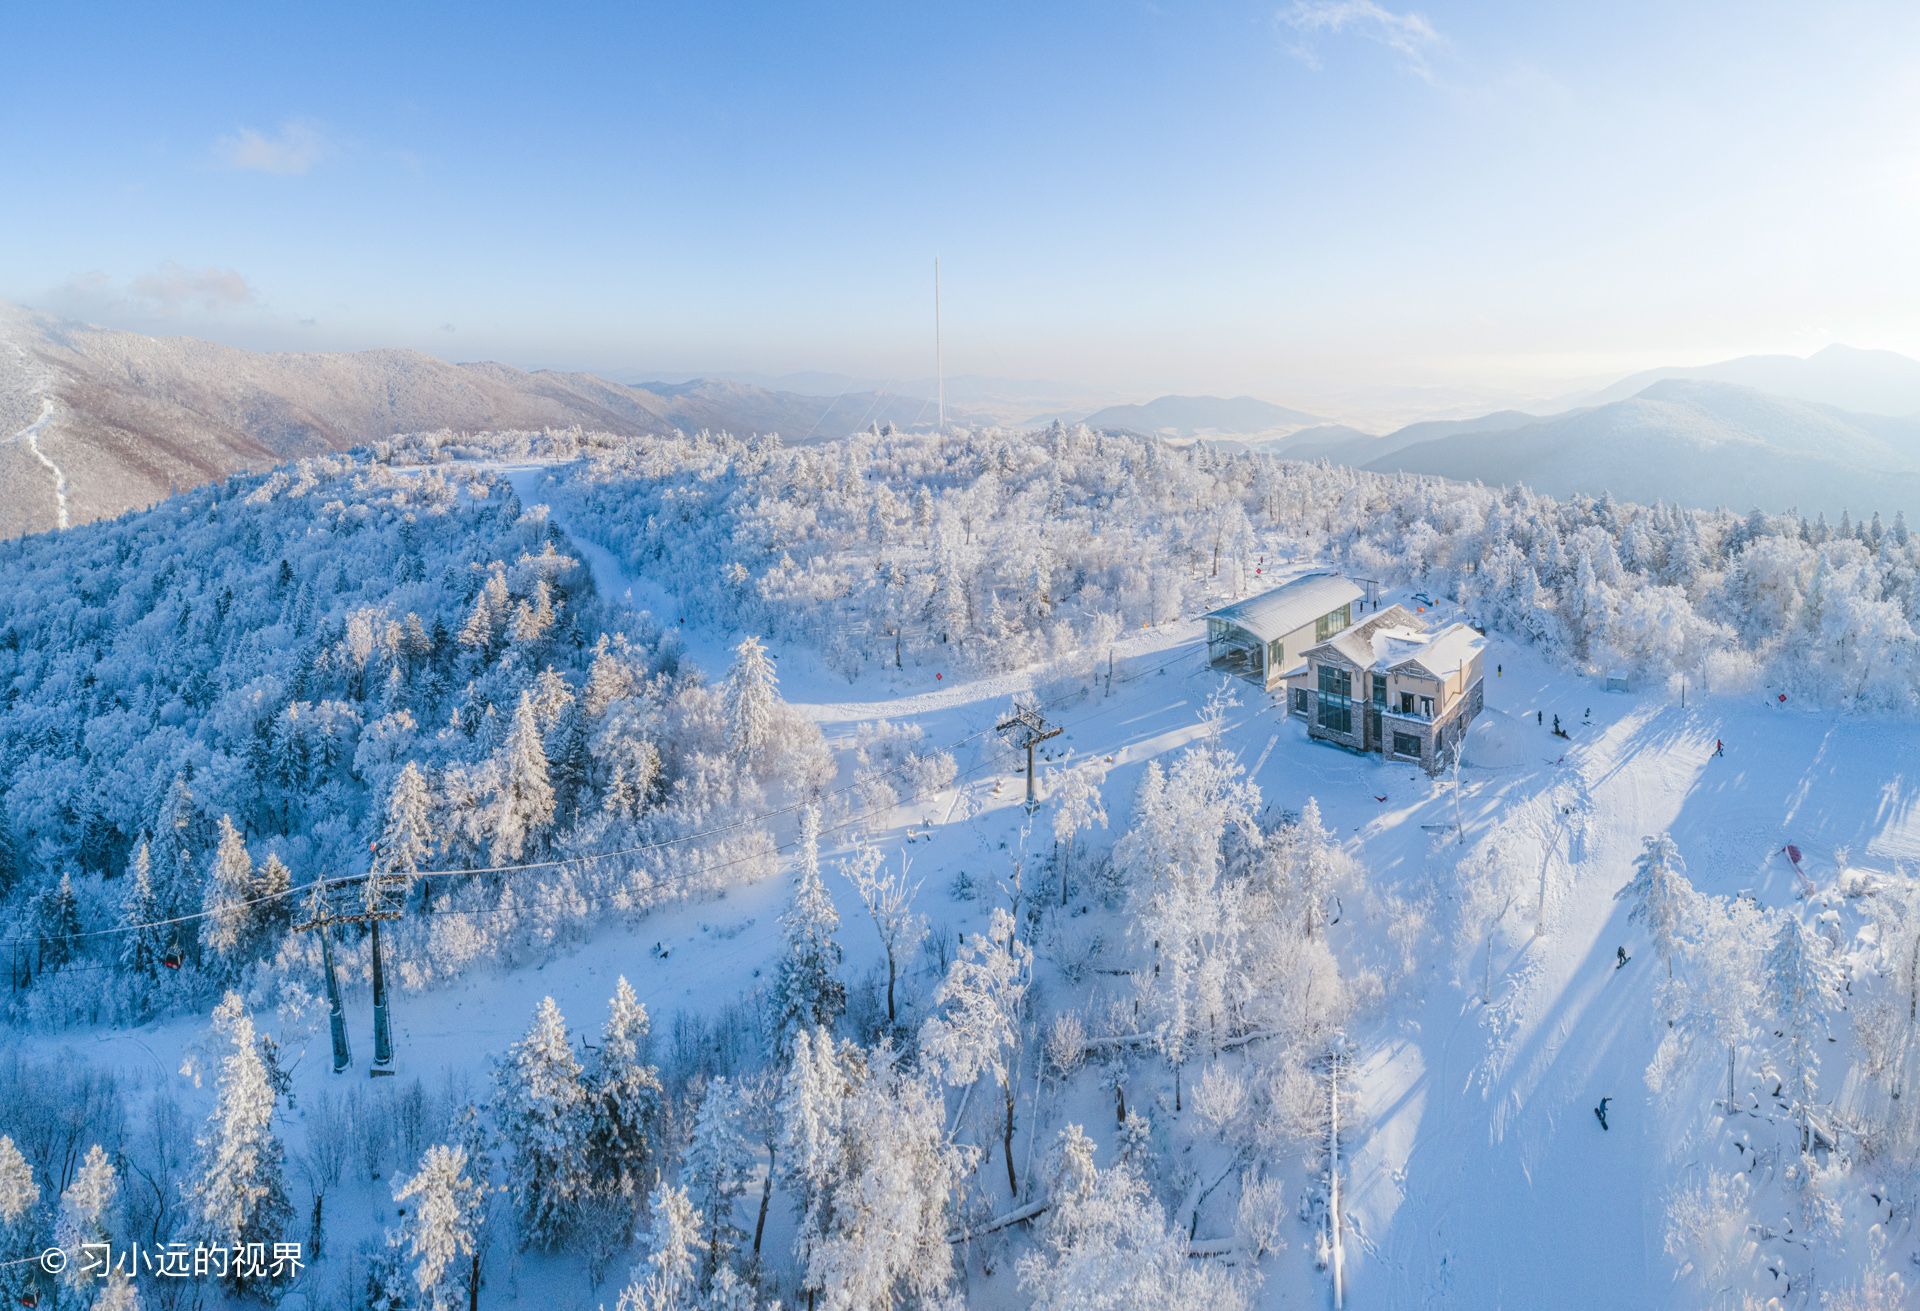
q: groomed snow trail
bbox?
[11,396,69,529]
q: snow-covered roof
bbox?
[1204,572,1362,644]
[1306,604,1425,668]
[1388,623,1485,680]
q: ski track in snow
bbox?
[4,356,68,529]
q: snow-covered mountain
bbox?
[1573,343,1920,416]
[0,301,962,537]
[1361,379,1920,516]
[1077,393,1323,437]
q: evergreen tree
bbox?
[119,843,166,1011]
[202,815,256,964]
[0,1136,43,1310]
[549,703,591,823]
[615,1183,704,1311]
[768,806,845,1059]
[34,871,81,973]
[182,993,293,1301]
[493,996,589,1248]
[681,1076,753,1281]
[378,761,436,901]
[585,977,662,1202]
[491,692,555,863]
[724,636,780,766]
[392,1143,487,1311]
[54,1145,122,1303]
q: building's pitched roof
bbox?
[1203,572,1363,644]
[1303,604,1424,668]
[1389,622,1485,680]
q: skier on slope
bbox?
[1594,1097,1611,1131]
[1715,739,1724,757]
[1616,946,1629,970]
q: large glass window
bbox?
[1318,699,1352,734]
[1317,665,1351,698]
[1392,731,1423,757]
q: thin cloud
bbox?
[128,263,256,311]
[214,119,331,175]
[1281,0,1445,81]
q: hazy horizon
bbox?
[6,1,1920,409]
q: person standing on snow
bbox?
[1715,739,1724,757]
[1594,1097,1611,1131]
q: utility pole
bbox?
[996,704,1062,812]
[294,864,410,1076]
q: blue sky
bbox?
[4,1,1919,401]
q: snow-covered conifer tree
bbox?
[725,635,780,767]
[490,692,555,863]
[182,992,293,1299]
[0,1137,42,1310]
[55,1145,122,1301]
[119,842,167,1002]
[202,815,256,964]
[681,1075,753,1281]
[392,1143,487,1311]
[616,1183,704,1311]
[493,995,590,1247]
[377,761,436,900]
[768,806,845,1059]
[584,977,662,1202]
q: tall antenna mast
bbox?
[935,255,944,434]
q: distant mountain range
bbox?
[1076,394,1323,437]
[0,302,974,537]
[1262,378,1920,517]
[1572,343,1920,416]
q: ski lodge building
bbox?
[1203,572,1363,692]
[1283,605,1487,773]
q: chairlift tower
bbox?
[996,704,1062,812]
[293,866,410,1076]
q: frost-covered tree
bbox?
[1019,1124,1249,1311]
[843,839,923,1028]
[768,806,845,1058]
[202,815,257,964]
[1618,834,1699,979]
[725,635,780,767]
[491,691,555,863]
[584,976,662,1203]
[793,1044,963,1311]
[118,842,167,1007]
[377,761,436,900]
[56,1144,128,1304]
[181,992,293,1300]
[392,1143,487,1311]
[681,1075,753,1281]
[1766,913,1842,1150]
[493,995,590,1247]
[1051,761,1109,906]
[616,1183,704,1311]
[921,906,1032,1196]
[1649,894,1768,1113]
[0,1137,42,1310]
